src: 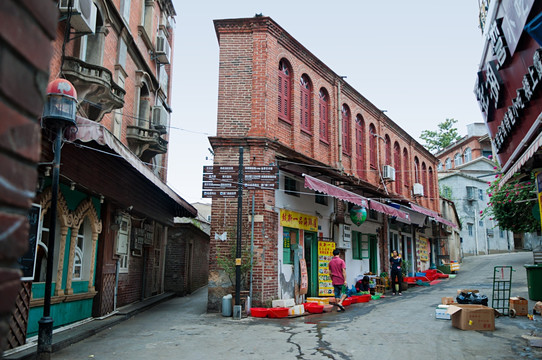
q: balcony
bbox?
[126,125,168,162]
[62,56,125,122]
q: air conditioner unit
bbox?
[413,183,424,197]
[59,0,97,34]
[466,186,477,201]
[152,105,169,134]
[336,224,351,249]
[382,165,396,181]
[486,228,494,237]
[155,32,171,64]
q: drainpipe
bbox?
[114,258,119,311]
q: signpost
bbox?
[202,164,278,198]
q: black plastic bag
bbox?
[456,291,488,306]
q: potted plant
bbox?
[401,259,410,291]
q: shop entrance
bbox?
[304,232,318,297]
[369,234,377,274]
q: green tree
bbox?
[420,118,463,153]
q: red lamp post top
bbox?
[45,78,78,100]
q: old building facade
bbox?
[207,16,453,311]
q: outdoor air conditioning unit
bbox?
[486,228,494,237]
[155,32,171,64]
[59,0,97,34]
[466,186,477,201]
[413,183,424,197]
[382,165,396,181]
[152,105,169,134]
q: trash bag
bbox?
[456,291,488,306]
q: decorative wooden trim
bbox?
[30,291,98,308]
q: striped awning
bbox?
[499,130,542,187]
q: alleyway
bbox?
[51,252,541,359]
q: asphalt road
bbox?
[53,251,542,360]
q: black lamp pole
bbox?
[37,125,63,360]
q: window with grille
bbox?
[278,60,291,123]
[319,89,329,142]
[464,147,472,163]
[454,153,462,167]
[315,193,328,205]
[300,75,311,132]
[285,176,298,196]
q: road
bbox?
[53,252,541,359]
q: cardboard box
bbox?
[457,289,479,295]
[446,304,499,331]
[509,297,528,316]
[435,305,451,320]
[442,297,455,305]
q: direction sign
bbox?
[244,166,277,174]
[202,190,238,198]
[202,181,237,190]
[202,173,239,181]
[244,174,277,182]
[203,166,238,174]
[244,182,277,189]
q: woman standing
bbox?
[390,250,403,296]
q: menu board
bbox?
[317,241,335,296]
[17,204,41,281]
[417,236,429,262]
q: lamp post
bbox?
[37,79,78,360]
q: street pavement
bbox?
[39,252,542,359]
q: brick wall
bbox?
[0,0,58,355]
[208,16,440,310]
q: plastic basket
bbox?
[250,308,269,318]
[268,307,289,318]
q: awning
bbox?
[303,174,409,220]
[409,203,458,229]
[499,129,542,187]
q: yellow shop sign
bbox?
[280,209,318,231]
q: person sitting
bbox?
[355,276,370,293]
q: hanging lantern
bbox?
[350,206,367,226]
[42,78,78,129]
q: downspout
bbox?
[114,258,119,311]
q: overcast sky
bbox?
[166,0,486,204]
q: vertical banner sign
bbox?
[299,258,308,295]
[417,236,429,262]
[18,204,41,281]
[536,172,542,230]
[317,241,335,296]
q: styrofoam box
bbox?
[435,305,451,320]
[288,305,304,316]
[272,299,295,308]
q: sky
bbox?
[166,0,486,204]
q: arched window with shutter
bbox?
[319,88,329,142]
[369,124,377,168]
[422,162,428,199]
[278,59,291,123]
[394,142,402,194]
[403,148,410,192]
[342,104,351,155]
[300,74,311,132]
[428,167,435,202]
[355,114,365,178]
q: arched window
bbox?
[463,147,472,163]
[422,162,428,198]
[278,59,291,123]
[454,153,462,167]
[138,83,151,127]
[369,124,377,168]
[437,162,443,171]
[414,157,420,183]
[394,142,402,194]
[300,74,311,132]
[428,167,435,202]
[342,104,351,155]
[355,114,365,178]
[385,134,391,165]
[445,158,452,170]
[403,148,410,191]
[319,88,329,142]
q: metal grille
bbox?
[7,282,31,349]
[98,273,116,316]
[492,266,513,316]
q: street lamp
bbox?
[37,78,78,360]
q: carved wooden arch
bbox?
[37,187,71,227]
[72,198,102,234]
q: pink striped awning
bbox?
[409,203,458,229]
[303,174,409,220]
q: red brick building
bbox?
[208,16,451,311]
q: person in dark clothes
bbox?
[390,250,403,296]
[355,275,370,293]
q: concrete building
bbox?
[207,16,455,311]
[436,123,514,256]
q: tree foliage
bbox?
[420,118,463,153]
[481,160,539,233]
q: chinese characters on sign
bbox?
[318,240,335,296]
[279,209,318,232]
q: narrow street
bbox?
[50,252,541,360]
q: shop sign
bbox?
[317,241,335,296]
[299,258,308,295]
[280,209,318,231]
[417,236,429,262]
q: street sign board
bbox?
[202,190,238,198]
[244,166,277,174]
[244,182,277,189]
[202,181,237,190]
[202,173,239,181]
[244,173,277,182]
[203,166,238,174]
[202,165,278,193]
